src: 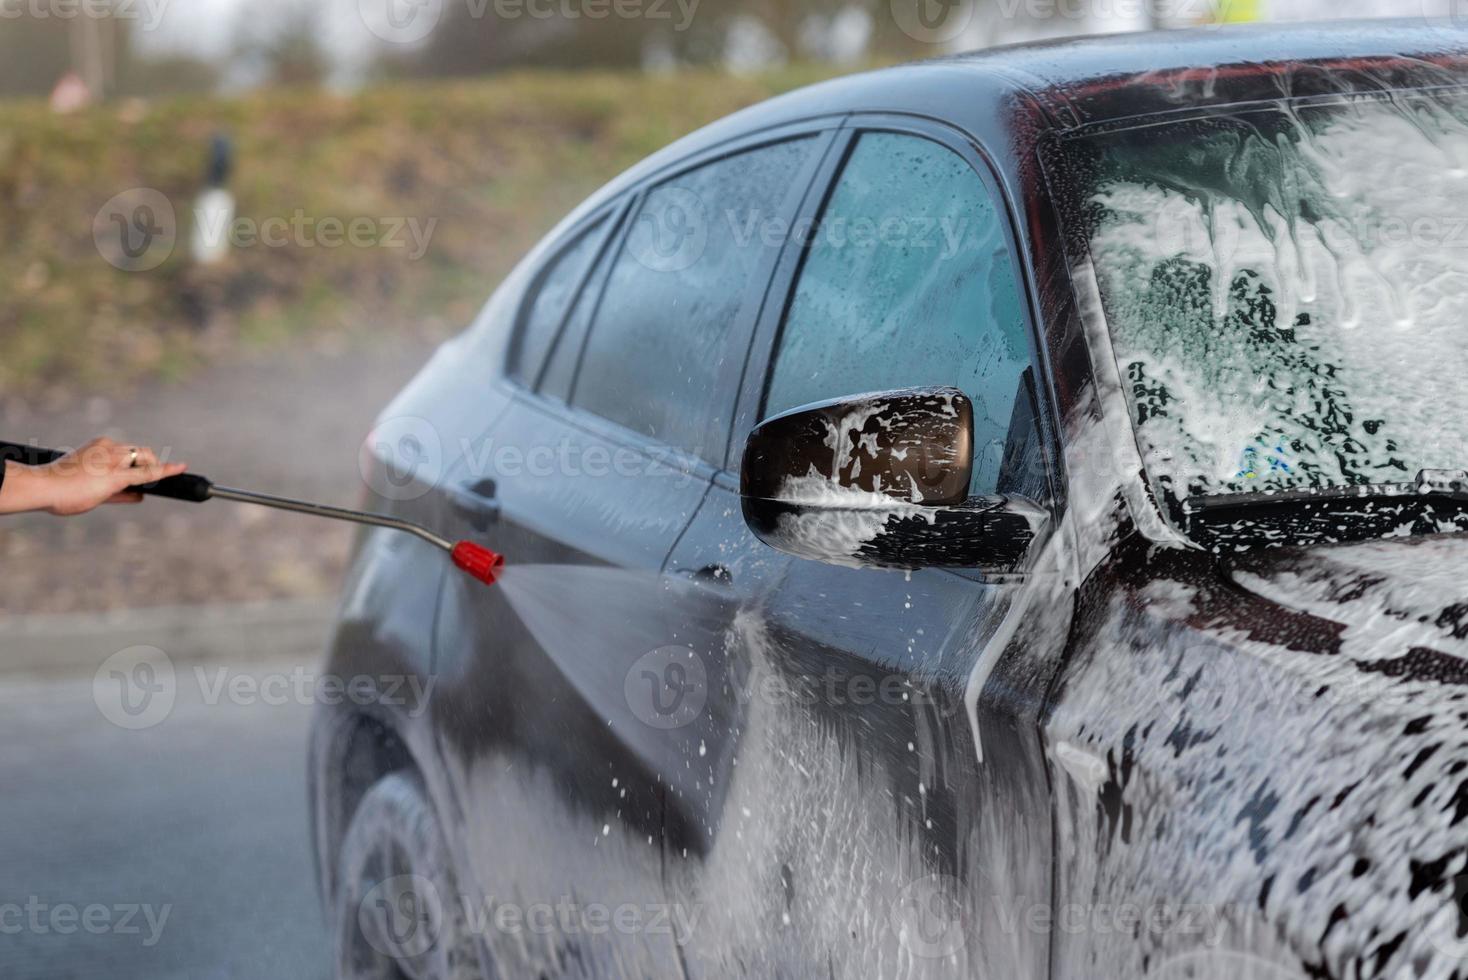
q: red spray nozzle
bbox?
[452,541,505,587]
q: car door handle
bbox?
[673,564,733,589]
[446,479,501,531]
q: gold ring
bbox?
[128,448,139,468]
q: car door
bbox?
[662,120,1069,978]
[428,129,834,978]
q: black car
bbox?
[312,21,1468,979]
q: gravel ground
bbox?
[0,335,440,617]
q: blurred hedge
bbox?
[0,66,838,399]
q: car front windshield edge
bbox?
[1055,85,1468,524]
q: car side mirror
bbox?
[740,387,1045,571]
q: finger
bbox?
[90,440,140,474]
[106,492,145,505]
[112,445,160,469]
[121,461,188,486]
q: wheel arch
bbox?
[309,704,424,913]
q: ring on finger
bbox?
[127,447,139,468]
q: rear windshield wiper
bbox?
[1181,469,1468,548]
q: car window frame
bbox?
[534,199,635,401]
[731,115,1063,518]
[505,200,628,391]
[517,120,844,473]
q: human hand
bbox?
[0,438,188,517]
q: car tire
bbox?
[333,771,480,980]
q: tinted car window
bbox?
[764,132,1033,496]
[574,139,814,459]
[513,217,607,385]
[540,228,616,402]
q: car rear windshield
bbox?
[1056,87,1468,508]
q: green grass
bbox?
[0,65,842,397]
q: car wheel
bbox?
[333,771,480,980]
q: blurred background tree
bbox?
[0,2,219,99]
[232,1,330,89]
[0,14,75,98]
[0,0,956,101]
[372,0,932,79]
[2,0,1452,102]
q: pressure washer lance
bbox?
[0,442,505,587]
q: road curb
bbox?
[0,599,340,676]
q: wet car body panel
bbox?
[662,467,1064,976]
[424,394,710,978]
[314,21,1468,979]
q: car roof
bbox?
[952,18,1468,130]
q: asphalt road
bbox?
[0,655,331,980]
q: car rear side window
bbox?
[572,138,814,460]
[512,217,607,386]
[764,132,1033,496]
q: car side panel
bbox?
[661,474,1067,978]
[424,394,709,979]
